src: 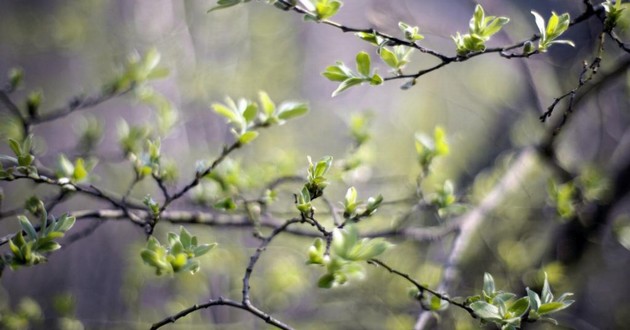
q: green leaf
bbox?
[242,102,258,123]
[322,65,350,82]
[483,272,496,296]
[18,215,37,241]
[542,273,554,303]
[8,138,22,156]
[73,158,88,182]
[531,11,546,39]
[332,77,364,97]
[483,17,510,37]
[318,273,335,288]
[356,51,371,77]
[35,240,61,253]
[193,243,216,257]
[57,155,75,178]
[141,249,159,265]
[313,156,333,178]
[179,226,192,248]
[346,238,392,261]
[470,301,502,321]
[315,0,342,20]
[142,48,161,74]
[258,91,276,117]
[379,47,399,68]
[212,103,241,124]
[537,302,566,315]
[508,296,530,318]
[9,235,23,259]
[370,74,383,85]
[239,131,259,145]
[54,215,76,233]
[278,102,309,120]
[527,288,541,312]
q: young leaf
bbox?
[470,301,502,321]
[483,272,496,296]
[18,215,37,241]
[331,78,364,97]
[322,65,350,82]
[277,102,309,120]
[239,131,259,145]
[258,91,276,117]
[356,51,371,77]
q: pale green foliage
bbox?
[307,225,393,288]
[398,22,424,42]
[212,91,308,144]
[0,297,43,330]
[4,204,76,271]
[547,166,610,219]
[526,273,575,324]
[109,48,169,92]
[322,51,383,96]
[56,155,94,183]
[379,45,413,73]
[531,11,574,52]
[342,186,383,219]
[296,156,333,214]
[547,180,576,219]
[467,272,574,329]
[307,0,343,20]
[452,4,510,54]
[140,226,216,275]
[415,126,450,172]
[305,155,333,198]
[429,180,465,217]
[603,0,626,31]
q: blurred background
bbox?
[1,0,629,329]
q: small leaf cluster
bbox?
[108,48,169,93]
[212,91,308,145]
[452,5,510,55]
[603,0,626,31]
[531,11,574,52]
[379,45,413,74]
[1,135,36,178]
[467,273,573,329]
[129,139,165,179]
[307,225,393,288]
[4,208,76,270]
[143,195,160,219]
[0,298,42,330]
[355,30,413,75]
[415,126,449,173]
[306,155,333,194]
[322,52,383,97]
[56,154,94,183]
[428,180,465,217]
[296,156,333,214]
[140,226,216,275]
[341,186,383,220]
[398,22,424,42]
[547,167,609,219]
[303,0,343,21]
[526,274,575,325]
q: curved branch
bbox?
[149,297,290,330]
